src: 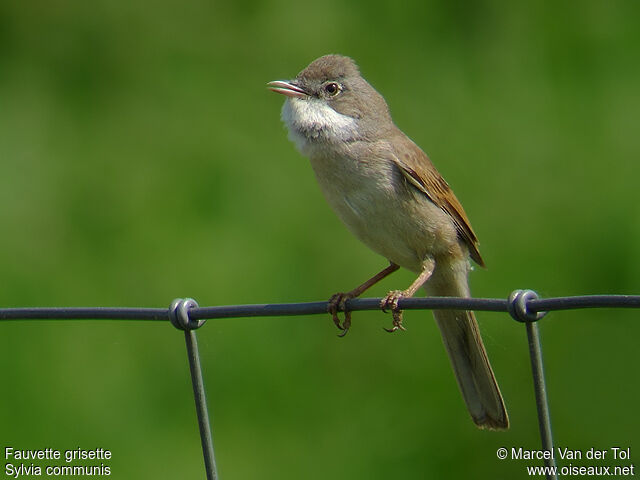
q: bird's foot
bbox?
[328,292,354,337]
[380,290,407,333]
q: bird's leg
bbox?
[329,262,400,336]
[381,259,435,333]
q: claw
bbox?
[380,290,407,333]
[383,313,407,333]
[331,310,343,330]
[337,312,351,337]
[328,292,353,335]
[328,292,345,329]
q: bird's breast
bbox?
[308,150,456,272]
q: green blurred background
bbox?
[1,1,639,478]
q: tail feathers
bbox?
[434,308,509,429]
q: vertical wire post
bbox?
[525,321,557,480]
[170,299,218,480]
[508,290,557,480]
[184,328,218,480]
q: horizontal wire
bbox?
[529,295,640,311]
[1,294,639,322]
[0,307,168,321]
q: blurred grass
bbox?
[1,0,639,478]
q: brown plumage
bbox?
[388,132,485,267]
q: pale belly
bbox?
[309,151,458,274]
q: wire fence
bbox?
[3,290,640,480]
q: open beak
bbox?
[267,80,309,99]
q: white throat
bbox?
[281,97,359,154]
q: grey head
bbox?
[268,55,394,151]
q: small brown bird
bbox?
[269,55,508,430]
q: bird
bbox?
[268,54,508,430]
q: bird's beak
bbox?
[267,80,309,99]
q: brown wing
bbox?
[389,131,485,267]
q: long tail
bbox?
[426,265,509,429]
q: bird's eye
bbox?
[324,82,340,96]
